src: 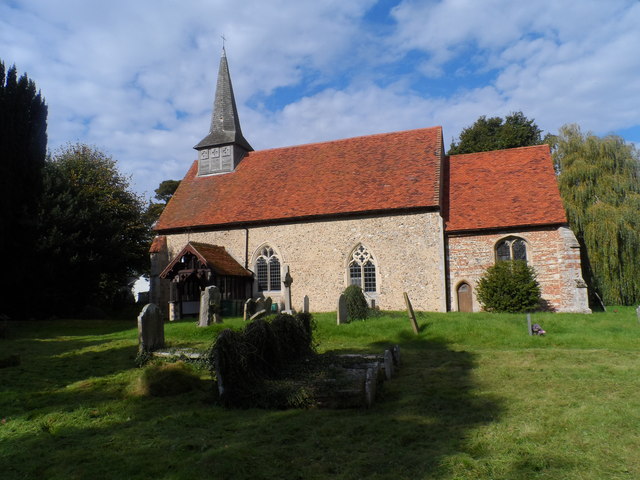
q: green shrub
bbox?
[476,260,542,313]
[343,284,369,320]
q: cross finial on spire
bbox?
[221,34,226,52]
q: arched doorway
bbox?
[457,282,473,312]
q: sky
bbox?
[2,0,639,198]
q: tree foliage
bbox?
[38,144,151,315]
[448,111,543,155]
[145,179,181,225]
[0,61,48,315]
[552,124,640,305]
[154,179,180,203]
[476,260,542,313]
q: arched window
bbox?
[496,237,527,262]
[348,245,377,293]
[255,246,281,292]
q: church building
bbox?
[149,49,590,318]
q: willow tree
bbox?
[552,124,640,305]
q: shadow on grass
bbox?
[1,323,504,480]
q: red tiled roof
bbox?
[149,235,166,253]
[444,145,567,232]
[155,127,443,231]
[160,242,252,278]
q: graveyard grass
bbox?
[2,308,640,479]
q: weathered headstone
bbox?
[636,305,640,322]
[303,295,310,314]
[168,302,178,322]
[383,349,395,380]
[403,292,419,335]
[199,285,222,327]
[283,266,293,313]
[364,365,378,408]
[255,297,266,313]
[391,345,401,366]
[243,298,256,321]
[264,297,273,314]
[250,309,267,321]
[527,313,533,335]
[337,294,348,325]
[138,303,164,352]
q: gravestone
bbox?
[138,303,164,352]
[636,305,640,322]
[199,285,222,327]
[255,297,266,313]
[383,349,395,380]
[250,309,267,321]
[283,266,293,314]
[303,295,310,314]
[403,292,419,335]
[243,298,256,321]
[337,294,348,325]
[264,297,273,315]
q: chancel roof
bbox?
[444,145,567,232]
[156,127,444,231]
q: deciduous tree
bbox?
[38,144,150,315]
[551,124,640,305]
[448,111,543,155]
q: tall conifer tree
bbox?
[0,61,48,315]
[552,124,640,305]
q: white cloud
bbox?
[1,0,639,197]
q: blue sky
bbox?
[1,0,639,197]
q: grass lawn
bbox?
[1,307,639,479]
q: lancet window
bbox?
[255,246,281,292]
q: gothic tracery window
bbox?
[495,237,527,262]
[255,246,281,292]
[349,245,377,293]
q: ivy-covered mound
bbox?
[207,312,387,409]
[207,312,317,408]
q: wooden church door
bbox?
[457,282,473,312]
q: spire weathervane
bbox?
[194,44,253,176]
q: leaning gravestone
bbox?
[243,298,256,321]
[199,285,222,327]
[403,292,420,335]
[250,309,267,321]
[337,294,349,325]
[138,303,164,352]
[255,297,266,313]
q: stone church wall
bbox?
[447,226,590,313]
[159,211,447,313]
